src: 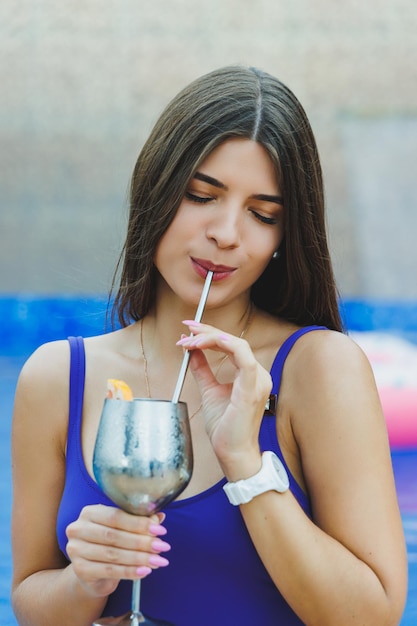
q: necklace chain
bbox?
[139,303,254,420]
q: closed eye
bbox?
[250,210,278,225]
[184,191,214,204]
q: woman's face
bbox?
[154,137,284,309]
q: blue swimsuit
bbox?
[57,326,325,625]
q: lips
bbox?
[191,257,237,280]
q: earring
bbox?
[272,249,280,260]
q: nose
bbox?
[205,204,241,249]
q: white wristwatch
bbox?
[223,451,290,505]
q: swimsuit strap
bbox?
[270,325,327,397]
[260,324,327,500]
[67,336,86,440]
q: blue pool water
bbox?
[1,297,416,624]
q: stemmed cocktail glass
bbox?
[91,271,214,626]
[92,398,192,626]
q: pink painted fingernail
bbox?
[136,566,152,577]
[149,523,167,536]
[220,333,230,341]
[149,554,170,567]
[151,539,171,552]
[183,320,201,327]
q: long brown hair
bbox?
[110,66,342,332]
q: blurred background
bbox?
[1,0,416,301]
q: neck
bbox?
[145,280,251,344]
[142,279,253,359]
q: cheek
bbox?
[250,228,281,261]
[153,210,194,266]
[165,204,199,239]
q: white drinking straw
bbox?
[171,271,214,403]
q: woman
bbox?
[11,66,407,625]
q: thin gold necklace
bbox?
[139,303,254,420]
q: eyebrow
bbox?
[193,171,284,206]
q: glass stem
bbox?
[131,578,143,625]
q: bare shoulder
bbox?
[16,339,71,403]
[287,328,375,389]
[291,326,368,360]
[13,340,73,449]
[280,328,389,473]
[16,330,123,393]
[283,327,390,489]
[12,330,125,465]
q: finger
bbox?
[68,531,170,565]
[78,505,166,536]
[71,553,154,586]
[67,520,170,557]
[188,348,219,393]
[180,323,272,404]
[156,511,166,524]
[180,324,254,372]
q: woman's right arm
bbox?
[11,341,167,626]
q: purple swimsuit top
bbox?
[57,326,326,626]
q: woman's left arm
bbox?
[180,324,408,626]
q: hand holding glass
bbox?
[92,398,192,626]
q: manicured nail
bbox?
[149,523,167,536]
[183,320,201,327]
[149,554,170,567]
[176,336,189,346]
[136,566,152,577]
[219,333,230,341]
[151,539,171,552]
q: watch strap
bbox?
[223,451,289,505]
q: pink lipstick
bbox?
[191,257,237,281]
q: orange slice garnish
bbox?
[106,379,133,401]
